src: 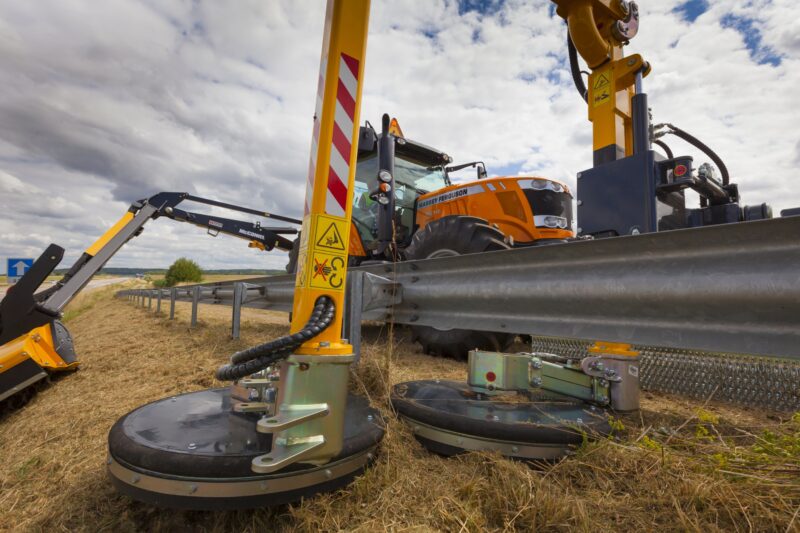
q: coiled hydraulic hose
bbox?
[215,296,335,381]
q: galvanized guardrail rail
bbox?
[118,216,800,411]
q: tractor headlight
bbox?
[534,215,568,229]
[378,170,392,182]
[377,195,390,205]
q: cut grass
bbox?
[0,294,797,532]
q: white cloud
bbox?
[0,0,798,273]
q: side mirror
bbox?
[357,125,377,154]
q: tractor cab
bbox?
[353,127,452,251]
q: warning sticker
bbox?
[592,70,611,108]
[295,213,349,292]
[315,217,346,251]
[309,250,346,290]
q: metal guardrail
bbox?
[117,217,800,410]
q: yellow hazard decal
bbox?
[297,213,349,292]
[315,215,347,251]
[294,216,313,287]
[309,250,346,290]
[592,70,611,108]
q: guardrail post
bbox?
[345,272,364,363]
[231,283,244,339]
[156,289,162,313]
[191,286,200,328]
[169,288,176,320]
[148,291,153,310]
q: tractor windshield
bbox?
[353,154,447,247]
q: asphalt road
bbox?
[0,277,129,298]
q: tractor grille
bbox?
[523,189,574,227]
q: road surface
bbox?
[0,277,129,298]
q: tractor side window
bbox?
[352,154,380,246]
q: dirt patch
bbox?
[0,295,798,532]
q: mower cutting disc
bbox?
[391,380,610,459]
[107,388,383,509]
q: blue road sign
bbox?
[6,258,33,284]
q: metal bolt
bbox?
[577,200,583,206]
[324,469,333,479]
[531,377,542,387]
[530,359,543,370]
[319,341,330,347]
[511,446,519,453]
[577,172,582,179]
[131,475,141,484]
[187,483,198,494]
[631,228,641,235]
[627,57,636,67]
[577,227,583,234]
[188,443,197,450]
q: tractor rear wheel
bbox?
[403,216,515,360]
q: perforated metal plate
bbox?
[531,336,800,411]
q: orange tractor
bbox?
[290,115,574,358]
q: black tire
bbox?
[404,216,515,359]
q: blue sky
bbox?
[0,0,798,271]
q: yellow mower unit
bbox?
[0,193,299,408]
[106,0,385,509]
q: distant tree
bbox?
[164,258,203,287]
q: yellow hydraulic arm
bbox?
[0,192,298,403]
[552,0,650,165]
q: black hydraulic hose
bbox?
[567,33,588,102]
[653,139,674,159]
[664,124,730,185]
[215,296,335,381]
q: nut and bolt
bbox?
[531,377,543,387]
[530,359,543,370]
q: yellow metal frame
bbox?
[291,0,370,356]
[85,212,134,257]
[552,0,650,159]
[0,324,77,375]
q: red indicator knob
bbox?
[486,371,496,382]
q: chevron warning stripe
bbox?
[325,53,359,217]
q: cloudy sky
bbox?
[0,0,798,273]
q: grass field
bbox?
[0,290,798,531]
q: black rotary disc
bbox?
[108,388,384,509]
[391,380,610,459]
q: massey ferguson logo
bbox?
[417,188,469,209]
[239,229,264,239]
